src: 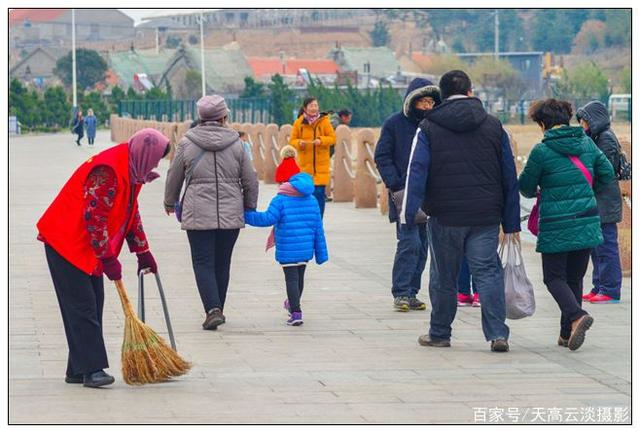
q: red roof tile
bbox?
[9,9,67,26]
[248,57,340,77]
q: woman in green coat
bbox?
[519,99,615,351]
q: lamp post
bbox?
[200,11,206,97]
[71,8,77,109]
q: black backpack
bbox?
[617,149,631,181]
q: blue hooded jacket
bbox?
[244,173,328,265]
[374,78,441,222]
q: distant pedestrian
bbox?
[72,110,84,146]
[164,95,259,331]
[239,131,253,161]
[576,101,624,304]
[85,108,97,145]
[519,98,615,350]
[37,128,171,388]
[403,70,521,352]
[244,146,328,326]
[289,97,336,218]
[374,78,440,312]
[329,108,353,130]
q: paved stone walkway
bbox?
[9,131,631,424]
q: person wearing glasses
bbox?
[374,78,441,313]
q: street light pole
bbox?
[494,9,500,59]
[71,8,77,109]
[200,11,206,97]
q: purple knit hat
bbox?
[127,128,170,184]
[197,95,229,121]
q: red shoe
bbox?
[582,291,598,301]
[472,292,481,307]
[589,294,620,304]
[457,293,473,307]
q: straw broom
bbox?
[114,279,191,385]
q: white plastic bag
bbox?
[500,234,536,320]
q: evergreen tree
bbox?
[268,74,296,125]
[240,76,267,98]
[53,48,108,91]
[42,86,71,128]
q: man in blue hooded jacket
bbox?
[374,78,441,312]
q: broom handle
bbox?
[114,279,136,317]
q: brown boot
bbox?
[202,308,225,330]
[557,336,569,347]
[568,314,594,351]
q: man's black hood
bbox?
[576,100,610,136]
[424,97,488,133]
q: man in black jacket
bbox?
[577,101,624,304]
[402,70,521,352]
[374,78,441,312]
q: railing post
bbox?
[332,125,355,202]
[263,124,280,184]
[354,128,378,208]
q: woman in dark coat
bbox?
[72,110,84,146]
[576,101,624,304]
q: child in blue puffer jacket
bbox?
[245,146,328,326]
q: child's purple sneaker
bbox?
[286,312,303,326]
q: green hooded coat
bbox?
[518,125,615,254]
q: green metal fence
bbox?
[118,98,272,123]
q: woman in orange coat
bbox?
[37,128,170,388]
[289,97,336,217]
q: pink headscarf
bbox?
[127,128,170,184]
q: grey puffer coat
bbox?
[576,101,623,224]
[164,121,259,230]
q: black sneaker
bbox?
[394,296,410,312]
[491,339,510,352]
[65,374,83,384]
[83,370,115,388]
[418,335,451,347]
[409,297,427,310]
[203,308,225,330]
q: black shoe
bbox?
[76,140,81,146]
[202,308,225,330]
[83,370,115,388]
[418,335,451,347]
[491,339,510,352]
[409,297,427,310]
[65,374,83,384]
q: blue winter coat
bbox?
[244,173,328,265]
[374,78,441,222]
[85,115,97,139]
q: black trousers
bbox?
[283,265,306,313]
[187,229,240,313]
[45,244,109,376]
[541,248,591,339]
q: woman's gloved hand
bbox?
[136,250,158,274]
[101,256,122,281]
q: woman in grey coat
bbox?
[164,95,259,330]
